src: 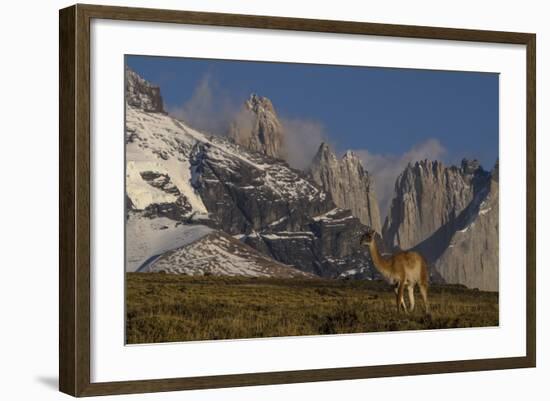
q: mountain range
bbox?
[125,67,498,291]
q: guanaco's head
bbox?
[360,229,375,247]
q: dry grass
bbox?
[126,273,498,344]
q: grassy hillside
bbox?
[126,273,498,344]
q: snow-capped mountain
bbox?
[228,94,285,159]
[147,231,312,278]
[309,142,382,233]
[126,67,164,113]
[382,158,498,290]
[126,214,213,272]
[125,69,376,277]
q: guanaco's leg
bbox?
[407,285,415,312]
[401,292,408,313]
[397,282,407,313]
[394,282,400,312]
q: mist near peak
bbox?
[353,139,447,219]
[168,74,329,170]
[168,74,240,136]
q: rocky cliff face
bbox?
[309,143,382,232]
[125,67,164,113]
[191,137,332,235]
[228,94,285,159]
[434,173,499,291]
[382,159,498,291]
[383,159,488,252]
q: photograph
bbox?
[124,55,499,344]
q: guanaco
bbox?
[360,229,430,314]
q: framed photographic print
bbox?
[59,4,536,397]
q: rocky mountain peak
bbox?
[319,142,331,152]
[125,67,164,113]
[461,158,482,175]
[246,93,275,114]
[406,159,444,175]
[313,142,338,163]
[310,143,381,232]
[342,150,360,162]
[229,93,285,159]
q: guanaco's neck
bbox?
[368,240,393,277]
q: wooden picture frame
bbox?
[59,3,536,397]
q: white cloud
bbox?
[168,75,238,136]
[281,118,328,170]
[168,74,329,170]
[354,139,447,219]
[229,107,256,143]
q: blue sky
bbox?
[126,55,499,214]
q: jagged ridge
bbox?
[309,142,382,232]
[228,93,285,159]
